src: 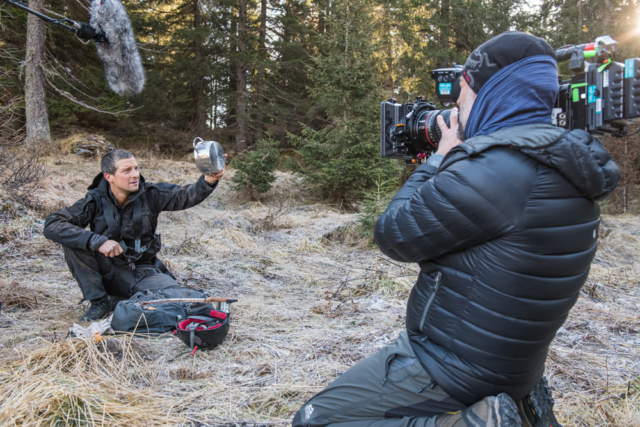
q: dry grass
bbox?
[163,232,212,256]
[295,237,326,255]
[231,171,306,205]
[321,221,370,248]
[0,280,45,310]
[0,154,638,426]
[219,228,258,249]
[0,337,182,426]
[247,201,297,232]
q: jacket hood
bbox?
[87,172,147,200]
[459,124,621,201]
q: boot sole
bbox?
[525,377,563,427]
[496,393,521,427]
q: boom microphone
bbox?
[1,0,145,97]
[90,0,145,96]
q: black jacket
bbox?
[374,125,620,405]
[44,173,217,263]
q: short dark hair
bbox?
[101,150,134,175]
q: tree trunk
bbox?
[577,0,583,39]
[234,0,248,151]
[213,79,218,130]
[439,0,450,67]
[255,0,267,143]
[25,0,51,148]
[384,1,393,92]
[194,0,206,135]
[603,0,611,32]
[317,0,325,33]
[227,17,237,130]
[343,0,349,126]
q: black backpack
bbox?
[111,288,208,335]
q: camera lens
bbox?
[414,109,452,152]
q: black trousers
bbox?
[63,247,180,301]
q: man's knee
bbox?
[132,271,180,294]
[62,247,111,300]
[63,247,112,276]
[63,246,95,266]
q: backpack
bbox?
[111,288,208,335]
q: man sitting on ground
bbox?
[44,149,223,321]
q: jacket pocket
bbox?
[419,272,442,334]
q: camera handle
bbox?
[193,137,204,148]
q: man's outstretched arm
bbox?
[147,171,223,213]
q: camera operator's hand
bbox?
[205,170,224,184]
[99,240,123,258]
[436,107,462,157]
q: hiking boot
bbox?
[518,376,563,427]
[79,296,110,322]
[108,295,127,311]
[435,393,521,427]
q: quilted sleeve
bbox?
[374,149,532,263]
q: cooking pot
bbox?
[193,137,225,175]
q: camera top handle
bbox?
[555,36,617,72]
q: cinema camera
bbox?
[380,35,640,163]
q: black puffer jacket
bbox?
[44,173,216,264]
[374,125,620,405]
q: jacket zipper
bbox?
[419,272,442,334]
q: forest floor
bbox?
[0,154,638,426]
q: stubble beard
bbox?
[457,121,466,142]
[457,107,466,142]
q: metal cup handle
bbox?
[193,137,204,149]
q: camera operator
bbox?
[293,32,620,427]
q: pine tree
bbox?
[129,0,216,134]
[259,0,315,142]
[232,135,280,199]
[288,0,402,204]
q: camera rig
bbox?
[381,34,640,163]
[553,35,640,139]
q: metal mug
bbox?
[215,301,231,313]
[193,137,225,175]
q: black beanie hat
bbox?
[460,31,556,95]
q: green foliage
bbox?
[358,178,397,241]
[288,0,402,203]
[232,136,280,198]
[288,124,402,203]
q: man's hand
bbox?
[205,170,224,184]
[436,107,463,157]
[99,240,123,258]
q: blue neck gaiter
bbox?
[464,55,559,140]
